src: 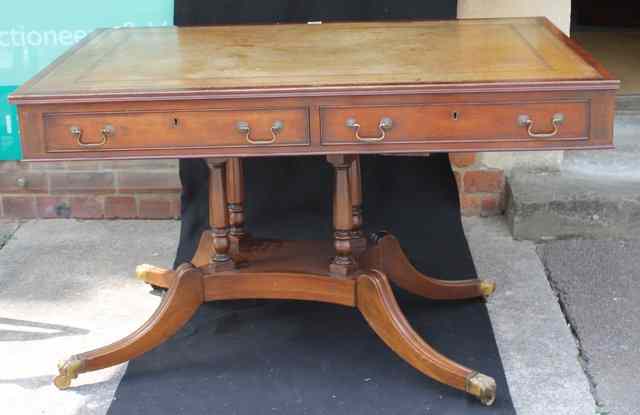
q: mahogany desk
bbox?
[9,18,618,406]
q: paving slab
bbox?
[463,217,596,415]
[538,239,640,415]
[0,220,21,249]
[0,220,178,415]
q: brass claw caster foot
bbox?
[465,372,497,406]
[53,358,83,390]
[135,263,175,289]
[135,263,161,281]
[480,280,497,298]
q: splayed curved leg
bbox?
[356,270,496,405]
[360,232,495,300]
[54,263,203,389]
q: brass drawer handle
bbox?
[236,120,283,145]
[346,117,393,142]
[70,125,114,147]
[518,113,564,138]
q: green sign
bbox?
[0,85,20,160]
[0,1,174,160]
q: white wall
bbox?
[458,0,571,34]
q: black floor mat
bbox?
[107,154,515,414]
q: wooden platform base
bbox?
[54,233,496,406]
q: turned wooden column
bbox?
[349,156,367,253]
[226,158,245,238]
[207,158,235,271]
[327,154,358,276]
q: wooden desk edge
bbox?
[8,80,620,106]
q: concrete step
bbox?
[563,111,640,180]
[506,170,640,241]
[563,147,640,180]
[509,106,640,241]
[617,95,640,113]
[609,111,640,148]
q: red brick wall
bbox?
[0,160,181,219]
[449,153,506,217]
[0,156,505,219]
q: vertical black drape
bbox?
[175,0,456,26]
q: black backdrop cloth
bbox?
[108,2,515,413]
[175,0,456,26]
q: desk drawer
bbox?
[320,102,589,145]
[44,108,309,152]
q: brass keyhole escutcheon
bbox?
[452,111,460,121]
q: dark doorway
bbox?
[572,0,640,27]
[572,0,640,97]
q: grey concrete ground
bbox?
[0,220,175,415]
[538,240,640,415]
[564,111,640,181]
[0,218,605,415]
[464,217,596,415]
[0,220,21,249]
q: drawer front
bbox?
[320,102,589,145]
[44,108,309,152]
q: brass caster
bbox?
[465,372,497,406]
[479,280,497,298]
[53,358,83,390]
[53,374,71,390]
[136,263,176,290]
[136,264,165,283]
